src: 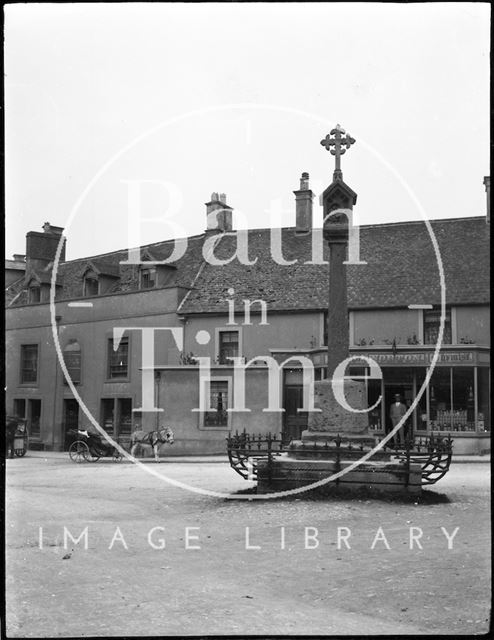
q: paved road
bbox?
[5,455,491,636]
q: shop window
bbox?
[367,378,383,431]
[477,368,490,432]
[28,399,41,437]
[429,368,451,430]
[63,340,81,385]
[452,368,475,432]
[108,336,129,379]
[424,309,451,345]
[20,344,38,384]
[218,331,239,364]
[204,380,229,427]
[429,367,477,432]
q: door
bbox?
[283,385,308,442]
[384,384,413,440]
[63,399,79,450]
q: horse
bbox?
[130,426,174,462]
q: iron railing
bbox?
[226,431,453,487]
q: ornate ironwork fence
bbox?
[226,431,453,487]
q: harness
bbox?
[150,429,173,446]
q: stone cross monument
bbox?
[303,125,373,443]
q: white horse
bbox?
[130,427,174,462]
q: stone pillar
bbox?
[302,179,371,442]
[326,224,349,379]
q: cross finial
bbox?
[320,124,356,181]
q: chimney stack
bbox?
[205,193,233,231]
[293,172,313,233]
[26,222,66,271]
[483,176,490,224]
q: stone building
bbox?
[5,178,490,455]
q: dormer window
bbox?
[140,267,156,290]
[28,284,41,304]
[83,270,99,297]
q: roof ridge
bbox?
[58,216,485,265]
[62,231,207,265]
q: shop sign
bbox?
[349,350,476,366]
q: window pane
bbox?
[63,341,81,385]
[108,337,129,378]
[429,368,451,430]
[141,269,155,289]
[21,345,38,384]
[452,368,475,432]
[219,332,239,364]
[84,278,99,297]
[204,381,228,426]
[424,310,451,345]
[477,368,490,432]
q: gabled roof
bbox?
[39,233,205,301]
[81,259,120,278]
[178,217,490,313]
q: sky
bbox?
[4,2,490,261]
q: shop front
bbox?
[351,346,490,454]
[275,346,490,455]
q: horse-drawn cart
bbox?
[67,429,123,463]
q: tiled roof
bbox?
[7,234,207,306]
[7,217,490,311]
[179,217,490,313]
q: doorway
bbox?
[384,383,413,440]
[63,399,79,450]
[283,369,309,442]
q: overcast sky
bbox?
[5,2,490,261]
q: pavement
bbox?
[23,449,491,464]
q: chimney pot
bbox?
[294,172,313,233]
[205,193,233,232]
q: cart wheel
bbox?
[15,448,27,457]
[86,448,101,462]
[112,450,123,463]
[69,441,89,463]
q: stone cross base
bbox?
[256,458,422,496]
[307,378,370,434]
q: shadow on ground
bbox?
[233,484,450,504]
